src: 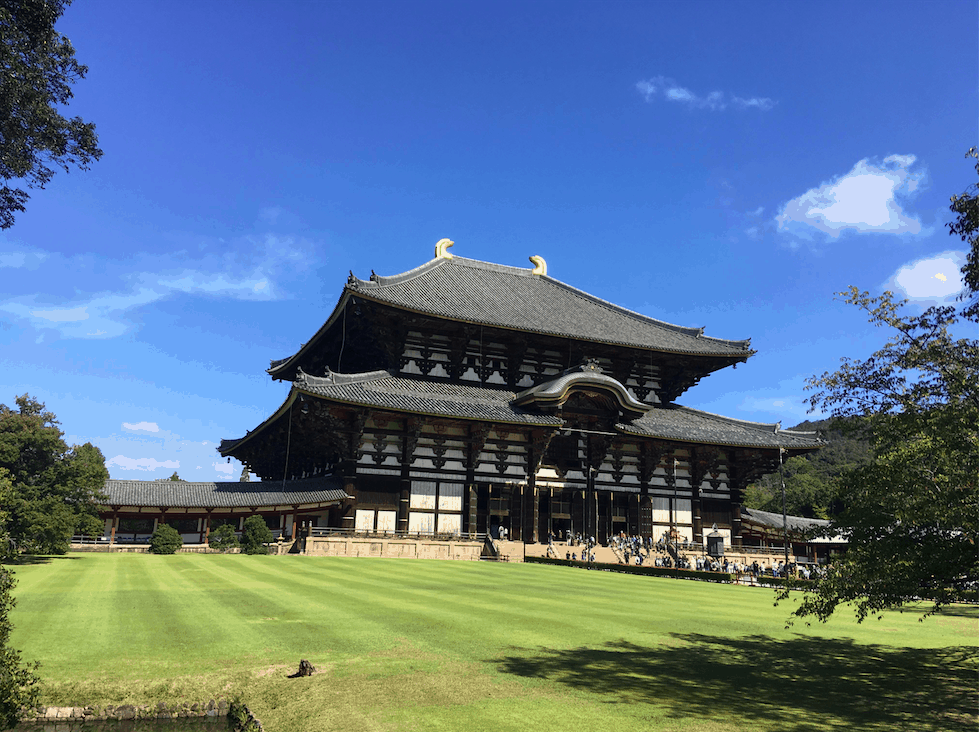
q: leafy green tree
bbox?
[789,161,979,621]
[0,565,40,728]
[948,147,978,317]
[0,395,107,554]
[745,417,873,519]
[0,0,102,229]
[208,523,239,552]
[167,472,182,481]
[149,523,182,555]
[241,516,272,555]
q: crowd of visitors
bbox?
[542,528,820,580]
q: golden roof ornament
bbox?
[434,238,454,259]
[529,255,547,276]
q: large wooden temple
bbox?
[217,240,821,548]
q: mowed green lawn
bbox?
[8,554,977,732]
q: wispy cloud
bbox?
[106,455,180,472]
[123,421,160,433]
[886,250,965,303]
[636,76,774,112]
[776,155,926,240]
[213,461,234,476]
[0,230,313,339]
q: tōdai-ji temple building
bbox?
[180,239,818,550]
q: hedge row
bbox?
[525,555,734,583]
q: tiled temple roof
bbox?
[740,507,834,535]
[347,256,753,356]
[296,369,564,425]
[102,477,349,509]
[221,370,821,454]
[619,405,823,449]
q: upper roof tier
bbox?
[269,253,754,379]
[352,256,752,354]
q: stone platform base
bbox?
[304,536,482,560]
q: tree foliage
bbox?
[0,566,40,728]
[208,523,239,552]
[149,523,182,555]
[0,0,102,229]
[241,516,272,555]
[947,147,979,317]
[0,394,107,554]
[745,417,873,519]
[789,154,979,621]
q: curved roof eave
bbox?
[218,388,300,456]
[266,289,353,380]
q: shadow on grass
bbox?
[496,634,977,732]
[5,555,81,566]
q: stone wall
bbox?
[304,536,482,560]
[22,699,229,725]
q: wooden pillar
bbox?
[511,484,523,541]
[341,479,357,531]
[290,508,299,540]
[524,483,538,543]
[398,482,410,533]
[467,485,477,536]
[692,488,703,546]
[110,511,118,545]
[628,493,640,536]
[730,489,743,545]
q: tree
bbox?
[0,395,107,554]
[0,566,40,728]
[149,523,181,555]
[947,147,978,316]
[167,472,182,481]
[789,156,979,622]
[208,523,239,552]
[0,0,102,229]
[745,417,873,519]
[241,516,272,555]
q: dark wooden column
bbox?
[201,512,210,544]
[628,493,640,536]
[511,484,523,541]
[399,418,420,533]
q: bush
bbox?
[209,523,239,552]
[241,516,272,555]
[149,524,182,555]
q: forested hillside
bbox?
[743,417,872,519]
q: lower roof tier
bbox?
[220,369,821,458]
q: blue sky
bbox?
[1,0,975,481]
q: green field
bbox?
[7,554,977,732]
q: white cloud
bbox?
[887,250,965,302]
[732,96,775,111]
[106,455,179,472]
[0,229,309,338]
[123,421,160,433]
[776,155,925,239]
[636,76,774,112]
[213,461,234,476]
